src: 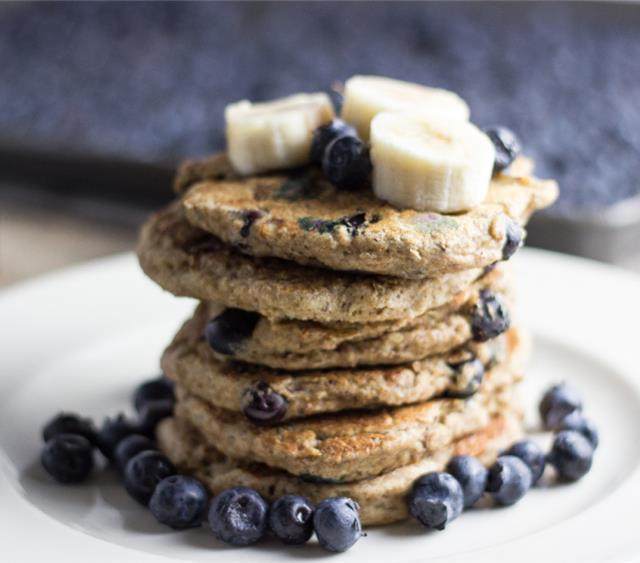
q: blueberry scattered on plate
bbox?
[539,382,583,430]
[208,487,269,546]
[114,434,156,472]
[547,430,594,482]
[97,413,139,459]
[446,455,488,508]
[268,494,315,545]
[42,412,98,446]
[124,450,176,505]
[408,472,464,529]
[503,440,546,485]
[313,497,363,552]
[486,455,532,506]
[133,377,175,413]
[149,475,209,530]
[41,433,94,484]
[137,399,174,437]
[557,411,599,449]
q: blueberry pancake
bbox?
[173,151,535,195]
[199,263,509,358]
[170,271,512,371]
[172,368,519,482]
[178,154,557,279]
[157,410,522,525]
[122,76,563,537]
[137,203,486,322]
[163,326,525,422]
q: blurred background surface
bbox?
[2,1,640,286]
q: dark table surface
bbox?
[1,1,639,216]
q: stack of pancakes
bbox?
[137,153,558,525]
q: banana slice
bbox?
[225,93,335,175]
[370,112,495,213]
[341,75,470,140]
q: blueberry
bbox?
[557,411,599,449]
[149,475,209,530]
[208,487,269,546]
[313,497,362,552]
[408,472,464,530]
[539,382,583,430]
[242,382,288,425]
[484,126,521,174]
[486,455,532,506]
[298,214,368,237]
[502,220,524,261]
[97,413,139,459]
[268,494,315,545]
[322,135,372,190]
[124,450,176,505]
[133,377,174,413]
[446,455,488,508]
[310,119,357,163]
[446,358,485,399]
[503,440,546,485]
[547,430,594,482]
[114,434,156,471]
[471,290,510,342]
[42,412,97,446]
[41,434,94,484]
[137,399,174,437]
[239,209,264,238]
[204,308,260,356]
[341,212,367,237]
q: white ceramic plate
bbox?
[1,248,639,562]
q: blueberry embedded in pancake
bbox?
[162,323,524,423]
[164,264,513,372]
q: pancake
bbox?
[180,154,557,278]
[163,321,526,422]
[171,266,511,371]
[201,264,509,356]
[157,410,522,526]
[173,368,520,482]
[137,203,487,322]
